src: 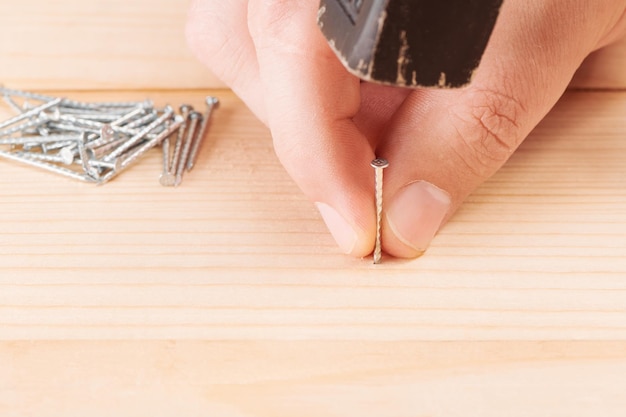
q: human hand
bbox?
[187,0,626,258]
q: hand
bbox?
[187,0,626,258]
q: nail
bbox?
[110,106,146,127]
[186,96,219,172]
[0,112,50,138]
[159,137,176,187]
[174,111,201,186]
[125,110,157,129]
[0,149,96,183]
[169,104,192,176]
[0,97,61,131]
[386,181,451,255]
[100,116,182,185]
[76,132,100,179]
[315,202,358,255]
[103,106,173,161]
[15,151,73,165]
[370,158,389,264]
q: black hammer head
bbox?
[317,0,504,88]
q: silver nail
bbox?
[186,96,219,172]
[169,104,192,174]
[370,158,389,264]
[100,116,182,185]
[0,149,96,183]
[110,106,146,127]
[125,110,157,129]
[159,136,176,187]
[103,106,174,161]
[15,151,72,165]
[76,132,100,179]
[0,97,61,131]
[175,111,201,186]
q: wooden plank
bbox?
[0,90,625,340]
[0,0,223,90]
[2,341,626,416]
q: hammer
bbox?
[317,0,504,88]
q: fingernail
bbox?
[386,181,451,254]
[315,202,358,254]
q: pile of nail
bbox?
[0,87,218,185]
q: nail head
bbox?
[371,158,389,169]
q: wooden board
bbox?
[2,341,626,416]
[0,0,624,90]
[0,0,222,90]
[1,89,626,341]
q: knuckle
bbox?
[248,0,304,46]
[449,87,526,179]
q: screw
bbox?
[186,96,219,172]
[370,158,389,264]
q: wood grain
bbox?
[0,0,624,90]
[0,0,222,90]
[1,90,625,341]
[2,341,626,416]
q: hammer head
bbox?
[317,0,504,88]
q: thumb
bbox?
[379,0,626,258]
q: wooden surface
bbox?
[0,0,222,90]
[2,2,625,412]
[1,88,626,414]
[1,89,626,339]
[0,0,624,90]
[3,341,626,417]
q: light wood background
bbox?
[1,1,626,416]
[0,0,222,89]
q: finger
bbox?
[186,0,267,123]
[378,0,620,258]
[247,0,376,256]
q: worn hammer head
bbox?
[317,0,504,88]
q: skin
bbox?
[186,0,626,259]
